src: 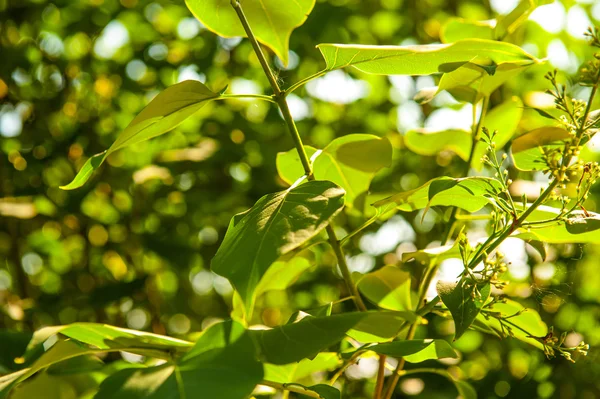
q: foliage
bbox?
[2,0,600,398]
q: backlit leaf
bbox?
[184,0,315,65]
[437,281,491,340]
[510,127,570,171]
[61,81,219,190]
[357,266,412,311]
[212,180,345,312]
[355,339,457,363]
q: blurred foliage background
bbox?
[2,0,600,397]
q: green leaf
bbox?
[305,384,341,399]
[60,80,219,190]
[212,180,345,312]
[317,39,539,75]
[96,321,263,399]
[363,339,457,363]
[476,299,547,350]
[0,324,193,397]
[510,127,570,171]
[404,129,472,160]
[402,242,460,267]
[453,379,478,399]
[372,176,503,214]
[440,18,494,43]
[277,134,392,207]
[437,281,491,340]
[184,0,315,65]
[251,311,417,364]
[357,266,412,311]
[494,0,553,39]
[516,206,600,244]
[264,353,341,384]
[435,59,534,104]
[405,97,523,167]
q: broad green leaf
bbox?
[372,176,503,214]
[476,299,547,350]
[435,60,534,104]
[510,127,570,171]
[494,0,553,39]
[404,129,472,160]
[264,353,341,384]
[437,281,491,340]
[440,18,494,43]
[256,256,314,296]
[0,324,193,397]
[277,134,392,207]
[454,379,478,399]
[405,97,523,168]
[305,384,341,399]
[60,81,219,190]
[317,39,539,75]
[96,321,263,399]
[365,339,457,363]
[251,311,417,364]
[212,180,345,312]
[184,0,315,65]
[357,266,412,311]
[516,206,600,244]
[402,242,460,267]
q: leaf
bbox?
[357,266,412,311]
[404,129,472,160]
[347,311,419,343]
[404,97,523,167]
[60,80,219,190]
[0,324,194,397]
[277,134,392,207]
[264,353,341,384]
[434,59,534,104]
[305,384,341,399]
[372,176,503,214]
[476,299,547,350]
[96,321,263,399]
[362,339,457,363]
[184,0,315,65]
[437,281,491,340]
[317,39,539,76]
[516,206,600,244]
[251,311,417,364]
[494,0,553,39]
[453,379,478,399]
[510,127,570,171]
[440,18,494,43]
[402,242,461,267]
[212,180,345,312]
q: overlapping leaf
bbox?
[357,266,412,311]
[437,281,491,340]
[277,134,392,207]
[372,176,503,214]
[510,127,570,171]
[317,39,539,76]
[517,206,600,244]
[184,0,315,65]
[212,180,345,312]
[61,81,220,190]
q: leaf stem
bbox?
[286,70,327,94]
[230,0,366,312]
[218,93,277,103]
[260,380,322,398]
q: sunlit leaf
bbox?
[60,81,219,190]
[361,339,457,363]
[510,127,570,171]
[475,299,547,350]
[212,180,345,312]
[264,353,341,384]
[184,0,315,65]
[357,266,412,311]
[96,321,262,399]
[494,0,553,39]
[517,206,600,244]
[277,134,392,207]
[317,40,539,76]
[437,281,491,340]
[372,176,503,214]
[441,18,494,43]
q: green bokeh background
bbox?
[1,0,600,397]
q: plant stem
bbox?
[218,93,277,103]
[230,0,366,312]
[286,70,327,94]
[260,380,322,398]
[374,354,387,399]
